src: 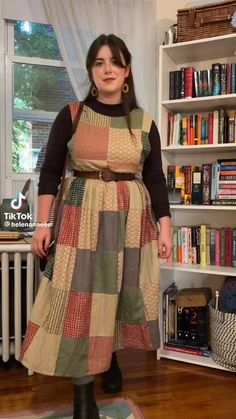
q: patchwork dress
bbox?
[20,100,170,377]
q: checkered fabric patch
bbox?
[20,321,39,360]
[120,323,153,350]
[117,181,130,211]
[140,206,158,247]
[63,292,92,338]
[57,205,81,247]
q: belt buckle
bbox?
[99,169,114,182]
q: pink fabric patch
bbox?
[63,292,91,338]
[20,321,39,360]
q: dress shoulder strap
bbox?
[69,101,84,134]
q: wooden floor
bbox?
[0,350,236,418]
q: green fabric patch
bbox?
[110,108,143,129]
[43,252,55,281]
[55,336,89,377]
[96,210,127,253]
[139,131,151,165]
[93,252,118,294]
[123,247,140,288]
[65,178,86,206]
[117,211,127,251]
[117,288,146,324]
[71,249,93,292]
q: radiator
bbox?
[0,242,35,362]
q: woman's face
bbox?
[91,45,130,103]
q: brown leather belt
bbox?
[74,169,135,182]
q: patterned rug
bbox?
[1,397,144,419]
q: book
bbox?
[184,66,195,98]
[226,63,232,94]
[182,165,192,204]
[231,63,236,94]
[211,199,236,205]
[218,108,225,144]
[208,112,213,144]
[200,224,207,266]
[194,70,200,97]
[225,227,232,267]
[212,63,221,96]
[169,71,175,100]
[232,229,236,267]
[163,283,177,343]
[175,165,185,204]
[192,170,202,205]
[220,63,227,95]
[210,228,216,265]
[202,70,209,96]
[180,67,185,98]
[164,343,211,357]
[215,229,220,266]
[220,227,226,266]
[174,70,181,99]
[202,164,212,205]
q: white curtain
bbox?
[43,0,157,116]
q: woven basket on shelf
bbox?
[177,1,236,42]
[209,301,236,371]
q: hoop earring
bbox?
[91,85,98,96]
[122,83,129,93]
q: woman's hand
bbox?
[31,227,52,258]
[158,216,172,261]
[32,194,55,258]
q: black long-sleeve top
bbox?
[38,98,170,220]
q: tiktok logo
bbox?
[10,192,27,210]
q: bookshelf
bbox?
[158,33,236,371]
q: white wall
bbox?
[155,0,187,121]
[156,0,187,46]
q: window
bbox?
[7,20,77,174]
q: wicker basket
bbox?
[177,1,236,42]
[209,301,236,371]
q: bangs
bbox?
[107,42,126,68]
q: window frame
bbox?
[5,20,69,179]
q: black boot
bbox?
[73,381,99,419]
[102,352,123,393]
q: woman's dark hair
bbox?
[84,34,139,134]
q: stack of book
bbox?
[215,159,236,205]
[167,108,236,146]
[163,284,212,357]
[171,224,236,267]
[169,63,236,100]
[167,160,236,206]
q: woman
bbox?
[20,34,172,419]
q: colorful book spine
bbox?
[200,224,207,266]
[184,66,195,98]
[164,343,211,357]
[220,228,226,266]
[215,229,220,266]
[220,63,227,95]
[181,226,189,264]
[225,227,232,267]
[169,71,175,100]
[212,63,221,96]
[210,228,216,265]
[232,229,236,267]
[192,170,202,205]
[202,164,212,205]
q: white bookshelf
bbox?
[170,204,236,211]
[158,33,236,372]
[162,94,236,112]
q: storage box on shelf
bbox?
[177,1,236,43]
[158,33,236,371]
